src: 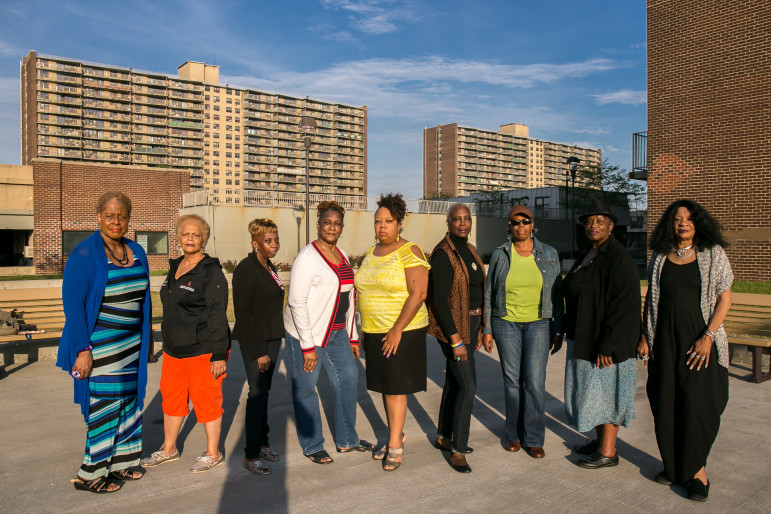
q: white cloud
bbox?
[572,127,610,136]
[319,0,422,35]
[0,40,24,57]
[594,89,647,105]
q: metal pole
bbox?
[570,177,575,259]
[304,137,311,246]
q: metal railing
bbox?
[631,131,647,180]
[183,190,476,215]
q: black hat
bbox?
[578,199,618,224]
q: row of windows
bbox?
[63,231,168,255]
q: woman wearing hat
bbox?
[484,204,563,458]
[561,200,640,469]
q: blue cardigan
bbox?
[56,231,152,418]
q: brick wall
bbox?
[648,0,771,281]
[32,159,189,274]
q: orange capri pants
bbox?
[160,352,225,423]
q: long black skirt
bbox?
[363,327,427,395]
[646,259,728,484]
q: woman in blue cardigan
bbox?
[57,192,152,494]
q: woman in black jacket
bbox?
[561,200,641,470]
[232,218,284,475]
[141,214,230,474]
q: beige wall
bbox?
[0,164,34,212]
[180,205,472,265]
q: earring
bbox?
[374,236,378,243]
[396,235,400,242]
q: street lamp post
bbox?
[299,115,316,245]
[566,156,580,259]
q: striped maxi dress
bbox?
[79,257,149,480]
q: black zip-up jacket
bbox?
[232,252,285,360]
[160,254,230,362]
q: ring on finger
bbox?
[699,356,706,360]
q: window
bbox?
[135,231,169,255]
[62,231,93,254]
[226,179,232,185]
[213,178,219,184]
[213,115,220,121]
[213,105,220,111]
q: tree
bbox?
[422,191,455,200]
[565,159,647,214]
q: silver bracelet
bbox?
[704,329,716,340]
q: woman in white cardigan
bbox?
[285,201,375,464]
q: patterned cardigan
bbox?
[643,245,734,367]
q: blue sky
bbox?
[0,0,646,199]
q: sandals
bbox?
[373,434,406,460]
[108,467,145,481]
[71,476,122,494]
[259,446,280,462]
[305,449,334,464]
[244,459,271,475]
[383,446,403,472]
[336,439,376,453]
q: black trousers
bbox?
[239,339,281,460]
[436,315,480,453]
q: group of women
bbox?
[59,192,733,502]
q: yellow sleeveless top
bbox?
[354,242,430,334]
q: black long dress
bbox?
[646,259,729,484]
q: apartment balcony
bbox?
[169,157,202,167]
[134,145,168,155]
[170,90,203,102]
[169,127,202,139]
[170,100,200,111]
[168,120,203,130]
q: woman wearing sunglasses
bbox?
[483,205,563,458]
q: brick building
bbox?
[33,159,188,274]
[647,0,771,281]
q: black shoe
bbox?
[573,439,599,455]
[687,479,710,502]
[576,451,619,469]
[654,471,673,485]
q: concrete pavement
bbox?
[1,338,770,513]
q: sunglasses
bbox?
[509,219,533,226]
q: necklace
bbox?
[103,239,129,265]
[674,243,693,258]
[674,248,695,260]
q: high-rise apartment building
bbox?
[423,122,601,197]
[20,51,367,204]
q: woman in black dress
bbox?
[232,218,285,475]
[639,200,733,502]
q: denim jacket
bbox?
[483,237,563,335]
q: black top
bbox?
[160,254,231,362]
[561,234,640,363]
[430,232,485,337]
[232,252,285,360]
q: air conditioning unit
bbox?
[23,246,34,258]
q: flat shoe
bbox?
[687,479,710,502]
[526,447,545,459]
[140,448,180,467]
[305,449,334,464]
[244,459,271,475]
[654,471,673,485]
[259,447,280,462]
[189,452,224,473]
[576,451,619,469]
[449,453,472,474]
[574,439,599,455]
[434,438,473,454]
[505,441,521,452]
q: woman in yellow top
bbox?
[355,193,430,472]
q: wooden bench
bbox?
[0,287,160,377]
[641,287,771,383]
[724,293,771,383]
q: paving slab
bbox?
[1,337,769,513]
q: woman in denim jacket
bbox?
[484,205,564,458]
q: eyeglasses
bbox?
[102,214,128,223]
[509,219,533,226]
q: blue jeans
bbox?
[287,329,360,454]
[492,317,550,447]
